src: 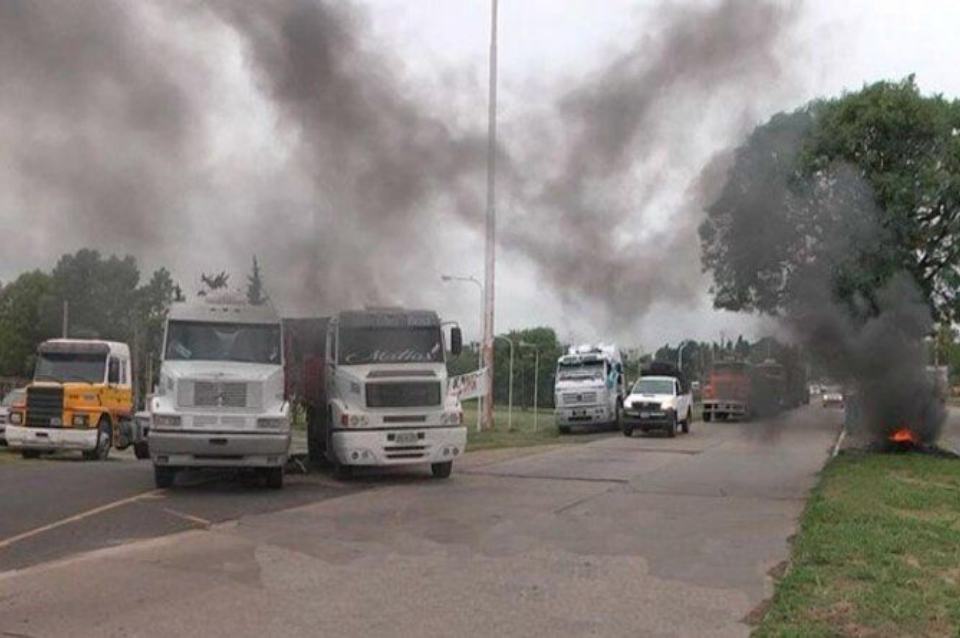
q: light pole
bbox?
[481,0,499,431]
[677,340,689,372]
[520,341,540,431]
[495,335,514,431]
[441,274,484,432]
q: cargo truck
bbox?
[285,307,465,479]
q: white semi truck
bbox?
[553,344,625,434]
[147,298,290,489]
[286,308,465,479]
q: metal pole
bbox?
[533,347,539,432]
[677,341,687,372]
[441,274,485,433]
[62,300,69,338]
[508,339,514,431]
[481,0,499,431]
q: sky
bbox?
[1,0,959,354]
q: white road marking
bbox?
[0,489,162,551]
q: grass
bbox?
[462,402,609,452]
[755,452,960,637]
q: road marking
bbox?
[0,490,162,552]
[159,507,212,528]
[831,425,847,458]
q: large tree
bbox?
[700,77,960,322]
[0,271,54,377]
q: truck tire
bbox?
[154,465,176,489]
[265,467,284,490]
[612,402,622,431]
[558,425,571,435]
[666,414,679,438]
[681,410,692,434]
[622,425,633,437]
[83,418,112,461]
[703,412,713,422]
[21,450,41,460]
[306,406,326,463]
[133,441,150,460]
[431,461,453,479]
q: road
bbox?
[0,406,841,637]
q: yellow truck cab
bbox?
[5,339,133,460]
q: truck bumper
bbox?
[149,430,291,468]
[4,425,98,452]
[702,401,748,419]
[331,426,466,466]
[555,405,613,426]
[622,411,675,431]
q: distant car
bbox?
[821,386,844,408]
[0,388,26,446]
[622,375,694,437]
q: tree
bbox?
[199,271,230,296]
[700,77,960,322]
[0,271,54,377]
[131,268,176,400]
[246,256,267,306]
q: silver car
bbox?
[0,388,26,445]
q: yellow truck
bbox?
[5,339,133,460]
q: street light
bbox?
[495,335,514,431]
[519,341,540,431]
[441,274,484,433]
[481,0,499,432]
[677,340,689,372]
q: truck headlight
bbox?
[10,411,23,425]
[153,414,181,427]
[340,413,369,428]
[257,417,288,430]
[72,414,89,427]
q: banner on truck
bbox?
[448,367,488,401]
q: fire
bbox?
[889,428,918,445]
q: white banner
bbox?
[448,367,488,401]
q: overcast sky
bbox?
[1,0,958,353]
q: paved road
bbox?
[0,406,839,637]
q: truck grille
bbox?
[562,391,597,406]
[178,381,254,409]
[27,386,64,428]
[632,401,661,410]
[366,382,441,408]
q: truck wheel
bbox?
[558,425,571,435]
[612,402,622,431]
[681,410,692,434]
[154,465,177,489]
[621,425,633,437]
[265,467,284,490]
[133,441,150,460]
[431,461,453,479]
[703,412,713,422]
[21,450,41,460]
[83,418,112,461]
[666,415,679,438]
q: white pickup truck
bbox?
[621,364,693,438]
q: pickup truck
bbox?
[621,364,693,437]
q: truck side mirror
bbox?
[450,327,463,357]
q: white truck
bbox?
[553,344,625,434]
[147,298,290,489]
[621,362,694,437]
[287,308,465,479]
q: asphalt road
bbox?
[0,405,843,637]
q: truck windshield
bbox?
[633,378,675,395]
[34,353,106,384]
[339,327,443,365]
[165,321,281,364]
[557,361,605,381]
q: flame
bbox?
[889,428,918,445]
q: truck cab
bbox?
[5,339,132,460]
[147,299,289,489]
[302,308,465,479]
[553,345,625,434]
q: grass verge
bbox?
[755,452,960,637]
[462,402,611,452]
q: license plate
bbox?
[573,409,587,417]
[395,432,419,445]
